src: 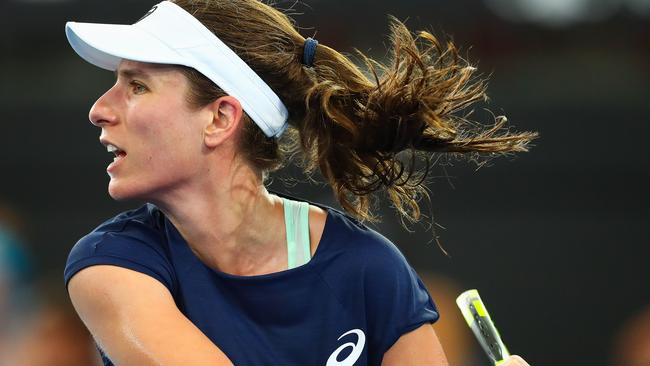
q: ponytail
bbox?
[173,0,538,223]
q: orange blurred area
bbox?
[419,272,481,366]
[612,305,650,366]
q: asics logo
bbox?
[326,329,366,366]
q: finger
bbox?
[504,355,530,366]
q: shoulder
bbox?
[67,204,165,260]
[317,208,421,298]
[322,208,408,270]
[64,204,175,291]
[319,208,439,355]
[85,203,164,239]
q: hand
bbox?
[502,355,530,365]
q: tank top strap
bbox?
[282,197,312,269]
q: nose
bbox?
[89,87,118,127]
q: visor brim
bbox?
[65,22,184,71]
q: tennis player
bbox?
[63,1,535,365]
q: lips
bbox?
[100,139,127,174]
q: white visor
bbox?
[65,1,289,138]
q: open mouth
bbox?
[107,144,127,161]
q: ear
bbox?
[203,96,244,148]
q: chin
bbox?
[107,179,147,201]
[108,186,134,201]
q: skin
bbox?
[70,60,529,366]
[90,60,300,275]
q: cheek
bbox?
[131,108,204,171]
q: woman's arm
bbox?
[381,324,448,365]
[68,265,233,366]
[381,324,531,366]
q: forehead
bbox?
[116,60,186,85]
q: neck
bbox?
[152,159,286,276]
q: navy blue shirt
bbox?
[65,203,438,366]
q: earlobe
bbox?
[203,96,243,148]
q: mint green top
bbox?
[282,198,312,269]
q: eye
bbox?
[130,81,148,94]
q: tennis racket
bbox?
[456,289,510,365]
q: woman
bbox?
[63,1,536,365]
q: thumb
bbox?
[501,355,530,366]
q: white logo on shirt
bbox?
[326,329,366,366]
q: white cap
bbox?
[65,1,289,138]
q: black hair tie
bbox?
[302,37,318,67]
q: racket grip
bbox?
[456,289,510,365]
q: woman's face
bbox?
[89,60,213,201]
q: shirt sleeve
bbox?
[64,220,176,293]
[362,234,440,360]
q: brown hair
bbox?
[173,0,538,223]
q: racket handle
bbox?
[456,289,510,365]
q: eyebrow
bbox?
[115,67,153,81]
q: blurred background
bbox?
[1,0,649,365]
